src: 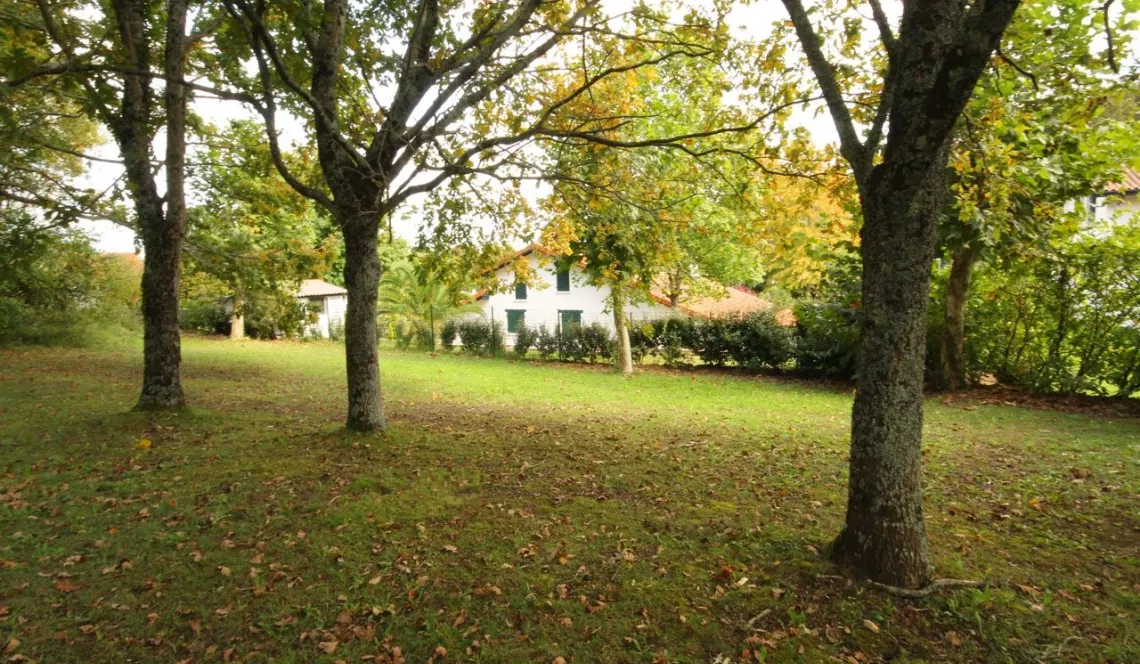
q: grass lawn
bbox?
[1,337,1138,663]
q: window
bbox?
[514,283,527,300]
[556,269,570,292]
[559,310,582,330]
[506,310,525,334]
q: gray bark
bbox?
[611,283,633,375]
[109,0,187,410]
[230,290,245,340]
[782,0,1021,587]
[835,158,947,587]
[342,216,386,431]
[937,246,977,391]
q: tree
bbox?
[934,0,1137,390]
[186,120,339,339]
[0,0,106,228]
[538,39,773,374]
[780,0,1020,587]
[378,259,480,351]
[4,0,217,409]
[215,0,764,429]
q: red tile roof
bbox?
[1105,166,1140,194]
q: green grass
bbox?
[1,337,1138,663]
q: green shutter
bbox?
[515,283,527,300]
[560,310,581,329]
[556,270,570,292]
[507,310,524,333]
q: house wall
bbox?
[1092,191,1139,226]
[476,253,674,342]
[304,294,348,338]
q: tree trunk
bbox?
[831,161,947,589]
[342,217,386,431]
[611,282,633,375]
[937,245,977,391]
[230,290,245,340]
[109,0,186,410]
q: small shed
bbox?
[297,279,347,338]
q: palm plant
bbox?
[378,261,482,349]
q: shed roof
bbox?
[297,279,347,298]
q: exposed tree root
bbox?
[869,578,986,598]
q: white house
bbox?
[296,279,347,338]
[474,244,786,342]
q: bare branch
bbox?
[996,44,1038,90]
[1102,0,1119,74]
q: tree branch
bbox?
[780,0,870,183]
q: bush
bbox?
[556,323,612,363]
[514,322,537,358]
[730,310,797,370]
[327,318,345,342]
[792,302,860,378]
[181,299,230,334]
[1,221,142,346]
[535,324,559,359]
[440,318,458,350]
[393,320,434,349]
[456,318,503,356]
[691,316,734,366]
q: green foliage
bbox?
[184,120,340,323]
[179,299,228,334]
[628,314,795,372]
[966,221,1140,395]
[440,319,459,351]
[455,319,503,357]
[791,302,860,378]
[179,293,317,340]
[0,215,140,345]
[560,323,613,364]
[379,261,480,350]
[513,322,537,358]
[535,325,559,360]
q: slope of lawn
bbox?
[0,337,1137,663]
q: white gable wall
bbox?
[303,293,347,338]
[477,252,674,341]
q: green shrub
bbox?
[729,310,797,370]
[327,318,345,342]
[395,319,434,350]
[514,322,537,358]
[791,302,860,378]
[457,318,503,356]
[535,324,559,359]
[181,299,229,334]
[440,319,459,350]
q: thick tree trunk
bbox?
[342,217,386,431]
[109,0,186,410]
[136,214,186,409]
[611,283,633,375]
[230,290,245,340]
[937,246,978,391]
[831,161,947,588]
